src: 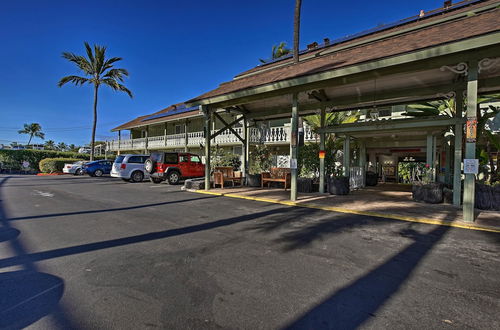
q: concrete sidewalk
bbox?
[193,183,500,233]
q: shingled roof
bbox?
[187,0,500,104]
[111,103,199,131]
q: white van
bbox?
[111,154,150,182]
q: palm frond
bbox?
[102,78,133,98]
[61,52,93,74]
[103,68,129,81]
[84,42,95,71]
[58,75,90,87]
[93,44,107,75]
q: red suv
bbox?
[145,152,205,184]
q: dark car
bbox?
[145,152,205,184]
[83,160,113,177]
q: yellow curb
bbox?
[193,190,500,234]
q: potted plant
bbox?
[328,166,350,195]
[412,164,443,203]
[248,145,272,187]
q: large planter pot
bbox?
[475,183,500,211]
[412,182,443,204]
[247,173,261,187]
[365,171,378,186]
[328,176,350,195]
[297,178,313,193]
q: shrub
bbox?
[210,146,241,171]
[0,149,110,172]
[298,142,337,179]
[249,145,272,174]
[39,158,82,173]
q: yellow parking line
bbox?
[193,190,500,234]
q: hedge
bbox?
[39,158,82,173]
[0,149,108,171]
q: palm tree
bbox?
[68,144,78,152]
[259,42,291,63]
[293,0,302,64]
[18,123,45,147]
[44,140,56,150]
[57,142,68,151]
[58,42,132,161]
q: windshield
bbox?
[114,155,125,163]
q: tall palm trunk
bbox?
[293,0,302,64]
[90,84,99,161]
[27,134,33,146]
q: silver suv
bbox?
[111,154,150,182]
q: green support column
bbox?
[319,107,326,193]
[184,119,188,152]
[359,140,367,187]
[242,117,248,184]
[290,93,299,201]
[203,106,211,190]
[426,133,434,180]
[464,61,478,222]
[453,90,464,206]
[433,135,437,181]
[444,140,452,185]
[343,135,350,177]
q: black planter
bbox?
[328,176,350,195]
[475,183,500,211]
[366,171,378,186]
[412,182,443,204]
[247,174,261,187]
[297,178,313,193]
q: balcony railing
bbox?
[106,126,317,151]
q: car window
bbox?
[114,156,125,163]
[190,155,201,163]
[141,156,149,163]
[179,155,189,163]
[150,152,162,162]
[128,156,142,164]
[164,153,178,164]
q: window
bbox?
[175,125,185,134]
[378,108,392,117]
[164,153,178,164]
[233,146,242,155]
[190,155,201,163]
[179,155,189,163]
[128,156,143,163]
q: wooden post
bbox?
[464,61,478,222]
[445,139,452,185]
[242,117,248,184]
[426,133,434,180]
[203,106,211,190]
[184,119,188,152]
[118,130,121,155]
[290,93,299,201]
[359,140,367,187]
[164,124,167,147]
[343,135,350,177]
[144,127,149,154]
[319,107,326,193]
[453,90,464,206]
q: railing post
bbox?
[184,119,189,152]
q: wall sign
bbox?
[466,119,477,143]
[463,158,479,174]
[290,158,297,169]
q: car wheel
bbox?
[167,171,180,185]
[150,177,163,184]
[74,168,83,176]
[94,169,103,177]
[130,171,144,183]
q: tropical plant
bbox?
[18,123,45,146]
[44,140,56,150]
[259,42,291,64]
[210,146,241,171]
[249,144,273,174]
[68,144,78,152]
[58,42,132,161]
[57,142,68,151]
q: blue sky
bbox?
[0,0,440,146]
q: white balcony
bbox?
[106,126,316,152]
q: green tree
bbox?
[58,42,132,161]
[44,140,56,150]
[57,142,68,151]
[68,144,78,152]
[18,123,45,146]
[259,42,291,64]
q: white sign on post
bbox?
[289,158,297,169]
[463,159,479,174]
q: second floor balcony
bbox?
[106,125,317,152]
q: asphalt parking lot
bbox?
[0,174,499,329]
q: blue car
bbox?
[83,160,113,177]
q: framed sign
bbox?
[290,158,297,169]
[466,119,477,143]
[463,158,479,174]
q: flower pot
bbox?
[365,171,378,186]
[328,176,349,195]
[297,178,313,193]
[412,182,443,203]
[247,173,261,187]
[475,183,500,211]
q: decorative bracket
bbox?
[436,91,456,100]
[440,62,468,76]
[478,57,500,73]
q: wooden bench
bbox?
[261,167,291,190]
[213,166,243,189]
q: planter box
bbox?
[412,182,443,204]
[328,177,350,195]
[366,171,378,186]
[475,183,500,211]
[297,178,313,193]
[247,174,261,187]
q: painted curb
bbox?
[192,189,500,234]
